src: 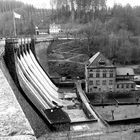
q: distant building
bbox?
[49,23,61,34]
[38,29,49,35]
[35,26,39,35]
[85,52,135,93]
[85,52,116,93]
[116,68,135,92]
[35,26,49,35]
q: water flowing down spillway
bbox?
[15,44,74,111]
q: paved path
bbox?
[67,54,83,60]
[48,59,85,65]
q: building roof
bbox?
[44,108,70,124]
[89,52,100,64]
[116,67,134,76]
[50,23,61,28]
[87,52,114,68]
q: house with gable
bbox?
[85,52,135,93]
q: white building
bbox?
[85,52,136,93]
[49,23,61,34]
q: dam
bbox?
[2,37,106,139]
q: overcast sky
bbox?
[107,0,140,7]
[18,0,140,9]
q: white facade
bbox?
[86,68,116,93]
[85,52,136,94]
[49,23,61,34]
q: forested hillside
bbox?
[50,0,140,65]
[1,0,140,65]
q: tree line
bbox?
[50,1,140,65]
[1,0,140,65]
[77,5,140,65]
[0,0,23,13]
[50,0,107,23]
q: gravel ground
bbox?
[94,105,140,121]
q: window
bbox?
[109,69,113,72]
[110,73,113,78]
[122,84,124,88]
[96,73,100,78]
[102,80,106,85]
[89,80,93,85]
[99,60,105,65]
[103,69,107,72]
[89,88,92,92]
[96,69,100,72]
[89,69,93,72]
[127,73,129,76]
[103,73,106,78]
[96,80,100,85]
[117,84,119,88]
[89,73,93,78]
[126,84,129,88]
[109,80,113,85]
[131,84,134,88]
